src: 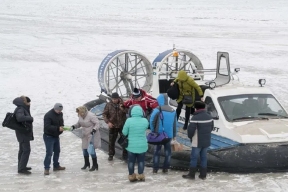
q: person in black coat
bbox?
[182,101,213,180]
[13,96,34,175]
[43,103,66,175]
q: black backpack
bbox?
[2,109,31,133]
[167,83,180,100]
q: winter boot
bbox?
[136,174,145,181]
[182,167,196,179]
[108,156,113,161]
[89,157,98,171]
[128,173,137,182]
[81,156,90,170]
[18,170,31,175]
[44,169,49,175]
[162,169,168,173]
[199,167,207,180]
[53,166,66,171]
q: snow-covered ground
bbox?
[1,0,288,191]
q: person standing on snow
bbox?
[71,106,101,171]
[149,94,177,174]
[122,105,149,182]
[43,103,66,175]
[102,92,127,161]
[182,101,213,180]
[171,70,203,130]
[13,96,34,175]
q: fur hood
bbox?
[13,95,30,107]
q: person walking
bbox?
[13,96,34,174]
[71,106,101,171]
[182,101,213,180]
[43,103,66,175]
[122,105,149,182]
[149,94,177,174]
[102,92,127,161]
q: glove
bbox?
[71,125,75,131]
[91,129,96,135]
[29,117,34,122]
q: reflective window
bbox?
[205,97,218,119]
[218,94,288,122]
[218,56,229,76]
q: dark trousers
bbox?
[176,101,195,126]
[18,141,31,171]
[43,134,60,170]
[128,152,145,175]
[109,128,127,157]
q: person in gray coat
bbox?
[13,96,34,175]
[71,106,101,171]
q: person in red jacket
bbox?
[123,88,158,117]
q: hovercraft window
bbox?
[218,94,288,122]
[205,96,219,120]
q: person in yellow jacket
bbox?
[171,70,203,130]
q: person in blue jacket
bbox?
[122,105,149,182]
[149,94,177,174]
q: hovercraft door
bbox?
[214,52,231,86]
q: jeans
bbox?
[83,149,96,158]
[18,141,31,171]
[109,128,127,157]
[190,147,208,168]
[153,139,171,170]
[43,134,60,170]
[128,152,145,175]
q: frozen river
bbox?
[1,0,288,191]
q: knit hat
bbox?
[111,92,120,99]
[54,103,63,111]
[132,88,141,98]
[194,101,206,110]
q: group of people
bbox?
[12,70,214,182]
[13,97,67,175]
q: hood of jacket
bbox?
[156,94,168,106]
[13,96,29,106]
[13,96,30,111]
[177,70,188,81]
[130,105,144,117]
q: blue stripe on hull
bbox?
[91,104,240,151]
[210,134,239,150]
[177,122,239,150]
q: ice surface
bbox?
[1,0,288,191]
